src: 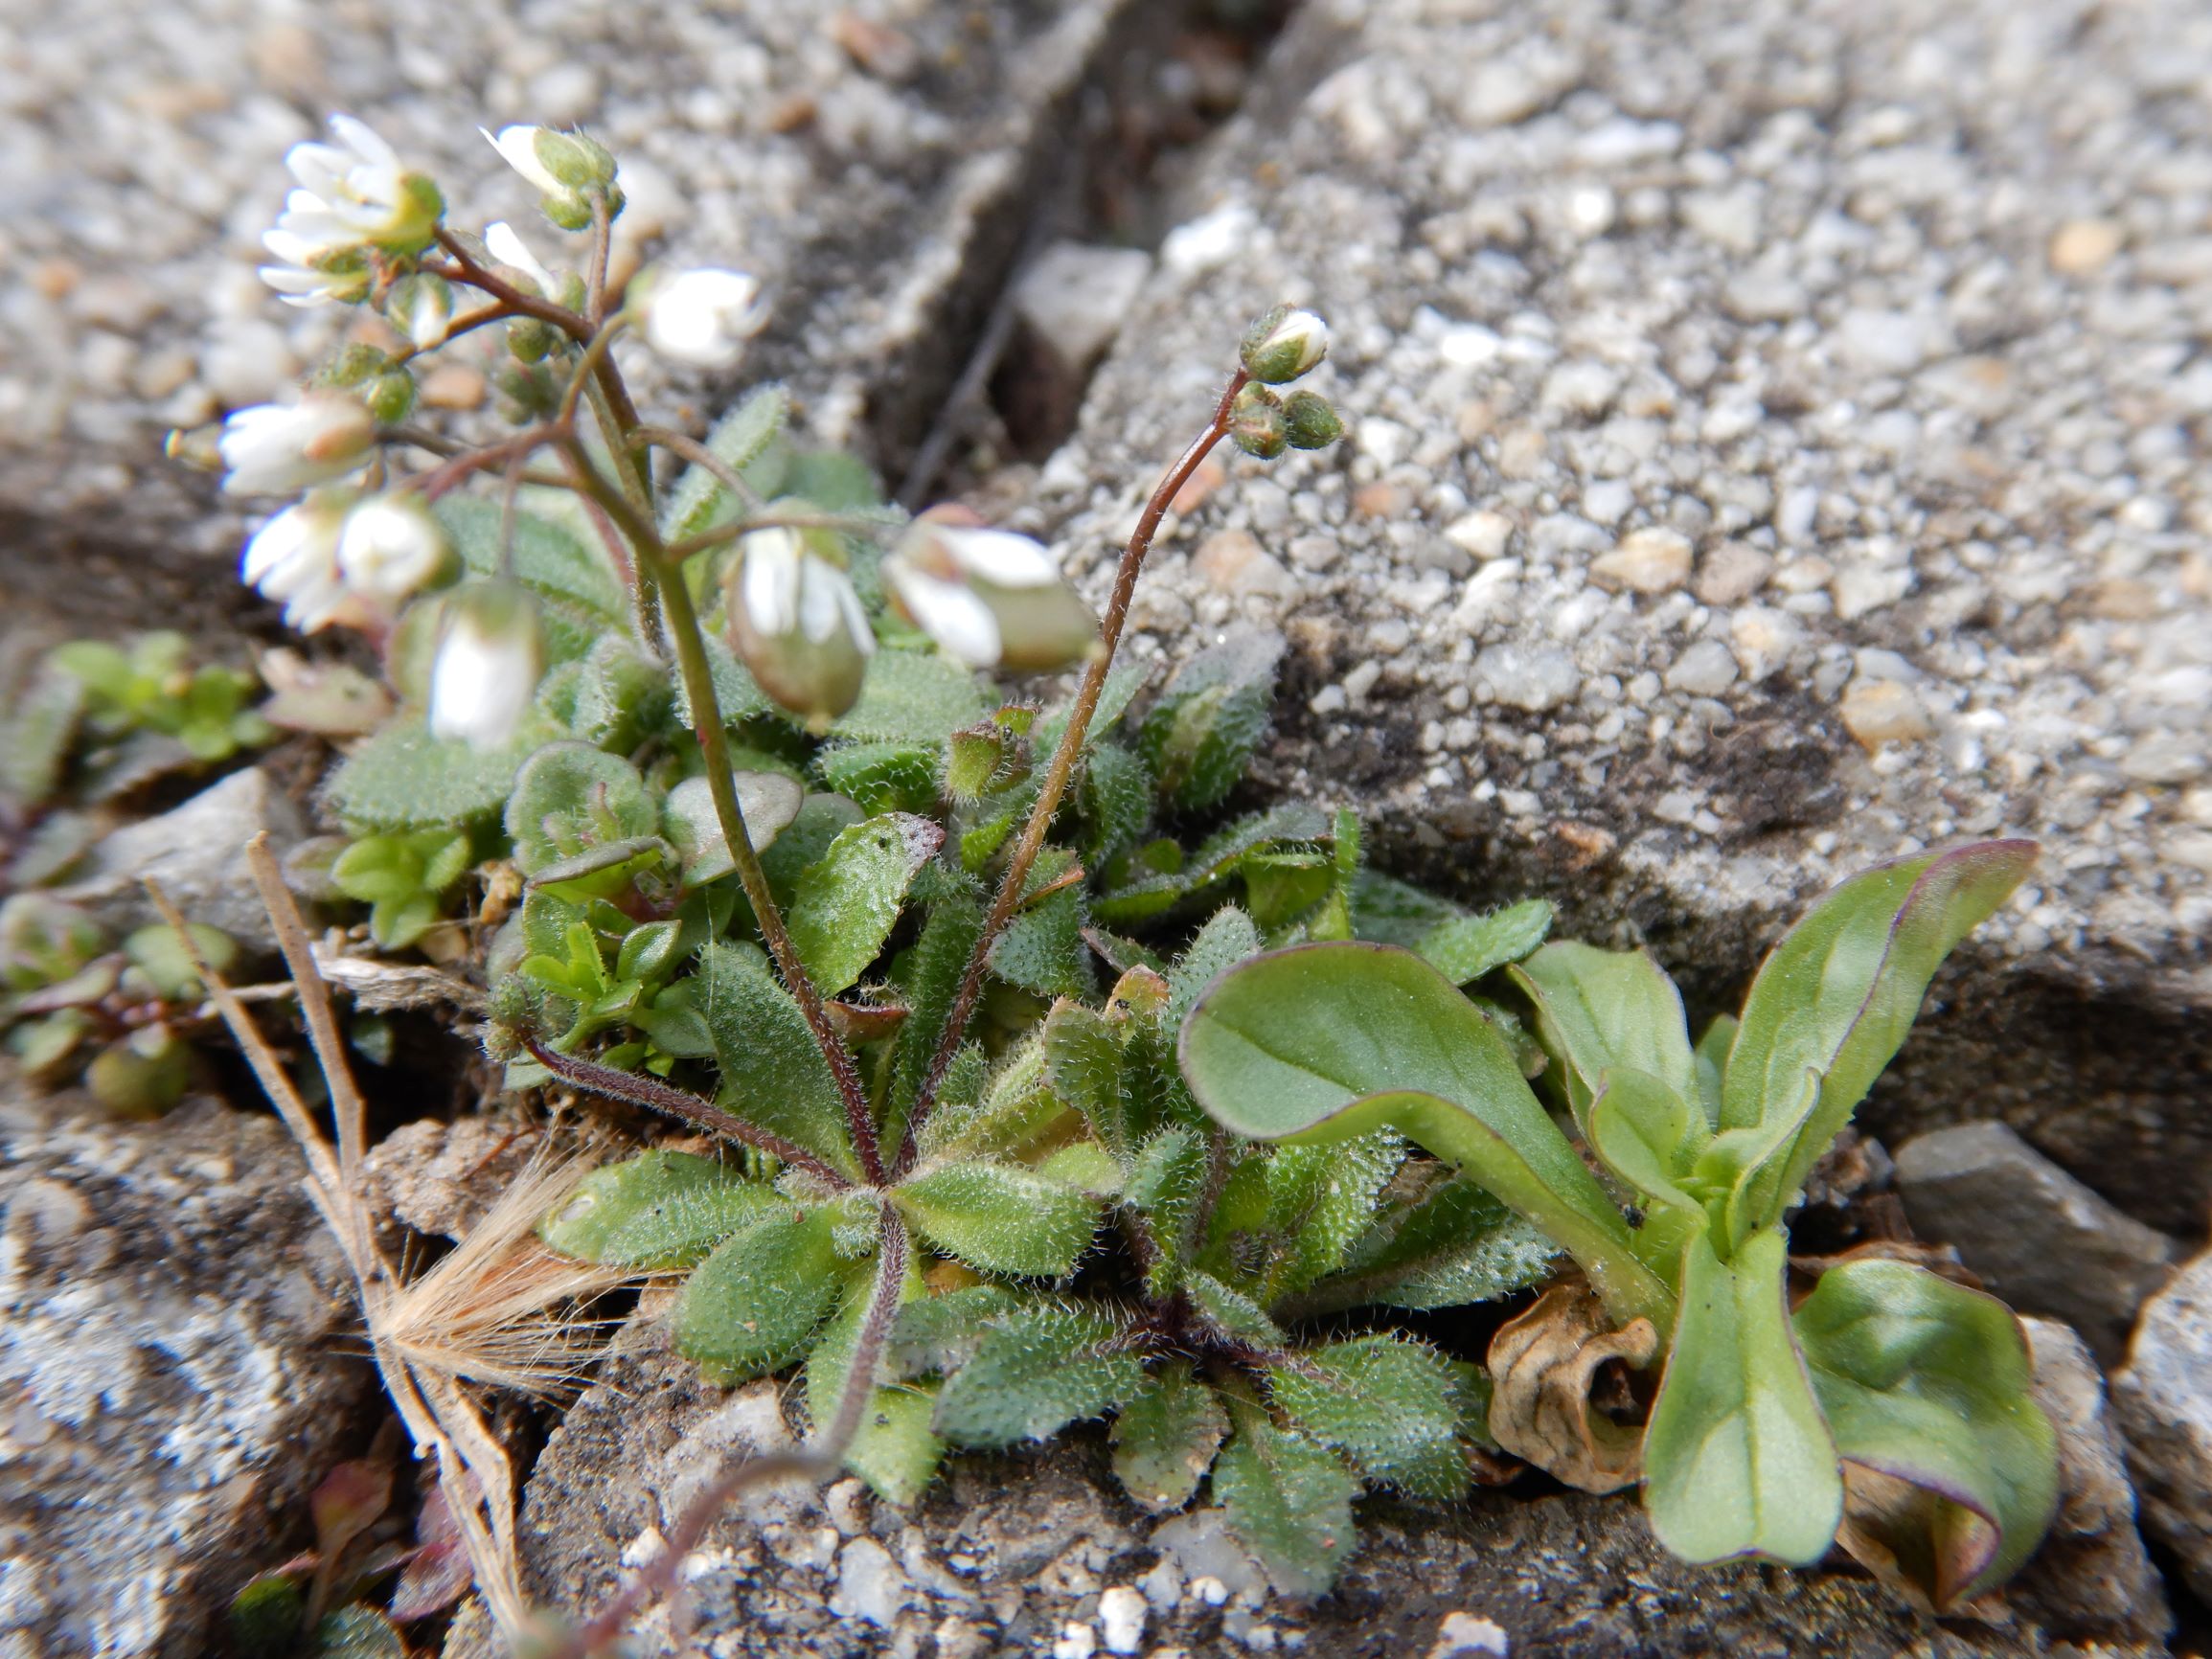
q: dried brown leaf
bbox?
[1486,1278,1656,1492]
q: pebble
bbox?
[1664,638,1740,697]
[1590,527,1694,595]
[1727,605,1804,684]
[1693,542,1773,605]
[829,1537,910,1629]
[1425,1611,1512,1658]
[1195,529,1295,600]
[1473,643,1580,712]
[1838,677,1933,748]
[2050,217,2127,276]
[1445,510,1514,560]
[2115,1247,2212,1602]
[1098,1584,1149,1654]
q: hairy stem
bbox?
[557,1211,909,1659]
[895,368,1252,1172]
[525,1038,851,1189]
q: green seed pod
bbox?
[1229,383,1288,459]
[1282,389,1345,451]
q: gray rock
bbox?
[1895,1121,2179,1365]
[0,0,1146,573]
[1037,0,2212,1231]
[2016,1318,2172,1647]
[2115,1245,2212,1604]
[53,765,303,956]
[0,1089,369,1658]
[476,1309,2156,1658]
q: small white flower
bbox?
[882,516,1096,671]
[218,396,378,496]
[429,585,544,750]
[1239,306,1331,383]
[257,227,370,307]
[390,273,453,350]
[337,494,447,601]
[483,125,569,197]
[638,268,768,371]
[484,220,560,296]
[241,491,371,633]
[263,114,441,276]
[727,528,874,732]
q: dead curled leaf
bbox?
[1486,1279,1657,1492]
[1833,1463,1999,1616]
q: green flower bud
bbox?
[380,172,447,257]
[1229,383,1288,459]
[1239,306,1331,384]
[542,193,595,233]
[725,527,876,734]
[507,316,559,364]
[1281,389,1345,451]
[364,367,418,426]
[386,272,454,350]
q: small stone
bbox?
[1473,643,1580,712]
[1838,677,1932,748]
[1425,1611,1511,1658]
[1098,1585,1149,1655]
[2050,218,2126,276]
[1195,529,1295,600]
[1053,1622,1099,1659]
[1590,527,1693,595]
[934,1616,989,1659]
[1664,639,1740,698]
[1445,511,1514,560]
[1693,543,1773,605]
[829,1537,910,1629]
[1831,562,1913,622]
[1013,241,1154,376]
[1728,605,1804,684]
[1896,1123,2178,1366]
[1354,481,1414,519]
[2115,1247,2212,1602]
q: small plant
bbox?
[1180,843,2058,1608]
[177,103,2064,1637]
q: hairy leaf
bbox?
[1081,741,1155,864]
[785,813,943,995]
[1044,999,1134,1162]
[673,633,776,730]
[1722,842,2036,1232]
[1186,1269,1286,1347]
[893,1161,1101,1278]
[660,384,791,542]
[990,850,1088,998]
[833,649,989,746]
[931,1303,1144,1447]
[760,792,865,904]
[1213,1407,1359,1599]
[438,495,627,658]
[1092,805,1333,926]
[1258,1134,1402,1301]
[1642,1226,1841,1566]
[889,1284,1021,1378]
[696,940,858,1178]
[1165,905,1263,1034]
[1112,1361,1227,1513]
[814,741,940,816]
[662,772,804,886]
[889,895,986,1136]
[1418,898,1554,985]
[504,743,658,877]
[1180,943,1670,1331]
[539,1149,784,1269]
[1794,1258,2059,1609]
[806,1259,946,1506]
[1323,1165,1558,1313]
[1269,1334,1468,1499]
[1137,632,1281,812]
[325,718,544,833]
[1350,868,1466,949]
[673,1204,844,1383]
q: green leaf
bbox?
[1137,633,1281,812]
[1186,1270,1286,1347]
[661,385,791,542]
[673,634,776,730]
[325,718,546,833]
[539,1150,784,1269]
[989,852,1088,998]
[785,813,942,996]
[1038,1138,1122,1196]
[569,633,673,751]
[1350,869,1467,949]
[1043,999,1133,1162]
[889,1284,1021,1377]
[438,495,627,659]
[673,1205,844,1382]
[1509,941,1698,1134]
[1166,905,1263,1034]
[930,1302,1144,1446]
[761,792,866,904]
[1721,842,2037,1231]
[1037,658,1151,756]
[805,1258,946,1506]
[813,741,941,816]
[0,665,80,813]
[893,1160,1101,1277]
[1693,1013,1736,1127]
[659,771,804,886]
[1586,1067,1707,1216]
[1179,942,1671,1332]
[888,895,986,1137]
[1269,1335,1468,1499]
[503,742,659,877]
[833,649,989,745]
[1112,1361,1228,1513]
[1093,804,1334,926]
[1213,1407,1360,1598]
[1257,1135,1402,1301]
[1418,898,1553,985]
[1126,1127,1207,1293]
[1325,1164,1559,1313]
[1080,741,1155,865]
[1793,1258,2059,1609]
[696,940,858,1178]
[1642,1226,1841,1566]
[228,1572,306,1659]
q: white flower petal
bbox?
[938,526,1061,588]
[484,125,565,195]
[484,221,559,294]
[886,563,1001,667]
[740,528,804,637]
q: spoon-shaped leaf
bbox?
[1511,942,1699,1135]
[1722,840,2035,1228]
[1179,942,1672,1331]
[1793,1257,2059,1609]
[1586,1067,1705,1216]
[1642,1225,1842,1566]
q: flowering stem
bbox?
[430,232,589,342]
[893,367,1252,1172]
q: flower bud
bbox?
[483,125,621,227]
[635,268,769,372]
[506,316,559,364]
[429,582,544,750]
[1239,306,1330,384]
[1228,384,1288,460]
[164,422,225,472]
[882,511,1097,672]
[725,527,875,734]
[387,273,454,351]
[311,341,397,390]
[219,395,378,496]
[484,221,559,297]
[1281,389,1344,451]
[337,494,449,601]
[492,361,562,422]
